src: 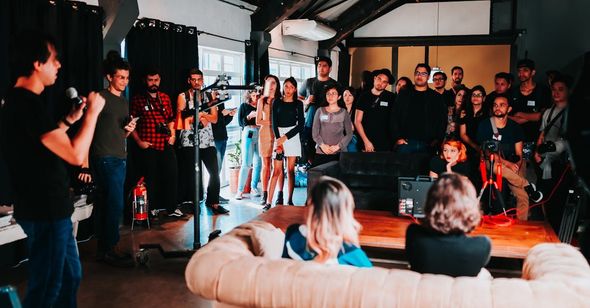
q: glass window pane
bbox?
[224,55,235,72]
[209,54,221,71]
[279,64,290,78]
[270,62,278,76]
[291,65,301,78]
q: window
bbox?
[269,58,316,88]
[198,46,245,186]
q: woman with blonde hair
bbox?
[282,176,372,267]
[406,173,491,277]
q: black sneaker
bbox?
[218,196,229,203]
[525,183,544,203]
[208,204,230,215]
[259,191,268,205]
[287,201,294,206]
[262,204,271,212]
[275,191,284,205]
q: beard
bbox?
[147,85,159,93]
[493,111,507,118]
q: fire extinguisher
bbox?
[133,177,149,220]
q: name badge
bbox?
[527,100,536,107]
[320,114,329,122]
[493,134,503,141]
[380,101,389,107]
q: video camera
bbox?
[481,140,501,157]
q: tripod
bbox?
[478,153,508,216]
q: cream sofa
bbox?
[185,220,590,308]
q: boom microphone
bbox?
[65,87,83,106]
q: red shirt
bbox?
[130,92,174,151]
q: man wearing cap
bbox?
[391,63,447,154]
[299,56,339,163]
[355,68,396,152]
[510,59,551,164]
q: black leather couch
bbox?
[308,152,430,211]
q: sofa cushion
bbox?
[233,220,285,259]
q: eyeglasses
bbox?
[326,92,339,96]
[414,71,429,77]
[432,77,445,82]
[472,93,483,98]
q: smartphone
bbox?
[263,78,271,97]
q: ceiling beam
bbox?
[347,32,519,47]
[251,0,314,32]
[319,0,409,50]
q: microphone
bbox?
[65,87,83,106]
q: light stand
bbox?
[478,153,508,216]
[136,76,258,262]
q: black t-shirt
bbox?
[0,88,72,220]
[238,102,256,127]
[429,157,471,177]
[476,117,524,161]
[406,224,491,277]
[272,99,304,140]
[210,102,234,141]
[391,88,447,144]
[459,110,488,150]
[357,89,396,151]
[300,77,339,128]
[511,84,551,141]
[437,89,455,107]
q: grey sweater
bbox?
[312,107,353,154]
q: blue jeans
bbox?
[347,135,359,152]
[238,127,262,192]
[215,139,227,173]
[18,218,82,308]
[92,156,126,252]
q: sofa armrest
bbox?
[307,161,340,193]
[523,243,590,282]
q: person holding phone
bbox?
[256,75,284,205]
[235,89,262,199]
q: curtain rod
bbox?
[217,0,256,13]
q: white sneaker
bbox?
[250,188,260,197]
[235,192,244,200]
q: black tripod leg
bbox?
[492,186,508,216]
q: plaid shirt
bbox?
[130,92,174,151]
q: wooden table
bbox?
[257,205,560,259]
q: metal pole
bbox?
[193,89,201,249]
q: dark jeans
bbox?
[140,145,178,212]
[177,146,220,205]
[214,139,227,173]
[92,156,126,252]
[17,218,82,308]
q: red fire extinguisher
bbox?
[133,177,149,221]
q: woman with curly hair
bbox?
[406,173,491,277]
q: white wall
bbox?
[136,0,251,52]
[269,25,317,64]
[354,1,490,37]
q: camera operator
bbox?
[534,74,572,231]
[176,68,228,215]
[534,75,570,180]
[476,95,543,220]
[131,69,181,218]
[1,31,105,306]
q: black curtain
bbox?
[0,0,104,204]
[126,18,199,103]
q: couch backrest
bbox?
[186,221,590,308]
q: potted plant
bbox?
[227,143,242,194]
